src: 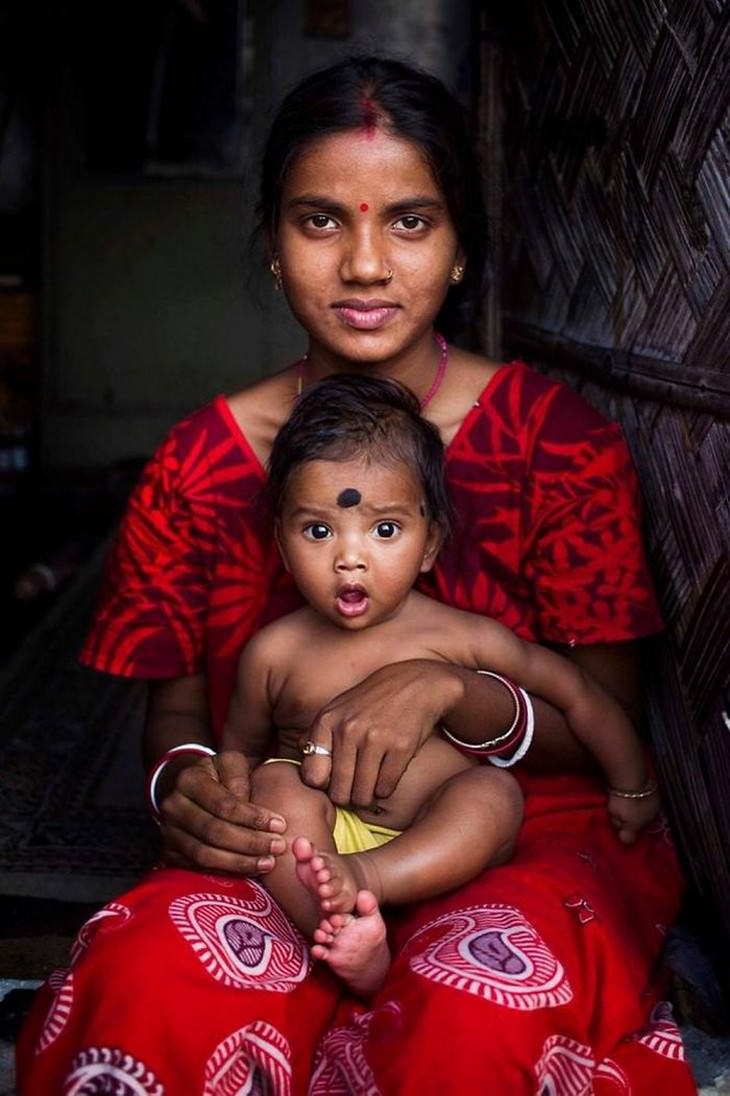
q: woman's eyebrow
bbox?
[286,194,344,212]
[385,196,445,213]
[286,194,445,214]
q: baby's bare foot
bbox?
[292,835,360,915]
[312,889,390,997]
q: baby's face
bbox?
[276,456,439,630]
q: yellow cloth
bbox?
[262,758,400,853]
[332,808,400,854]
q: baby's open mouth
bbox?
[336,585,369,617]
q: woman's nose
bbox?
[340,225,390,285]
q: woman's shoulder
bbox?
[137,394,267,507]
[441,346,585,423]
[433,347,500,446]
[226,368,300,468]
[158,365,294,460]
[157,396,240,457]
[451,352,618,453]
[486,359,612,434]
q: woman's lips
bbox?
[332,300,398,331]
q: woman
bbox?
[17,56,693,1094]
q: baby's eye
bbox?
[303,523,331,540]
[373,521,400,539]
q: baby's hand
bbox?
[608,782,660,845]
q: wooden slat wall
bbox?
[481,0,730,958]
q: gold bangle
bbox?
[608,778,658,800]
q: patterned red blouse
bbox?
[81,361,662,735]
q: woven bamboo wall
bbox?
[483,0,730,954]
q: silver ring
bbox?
[302,740,332,758]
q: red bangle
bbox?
[147,743,216,823]
[442,671,529,757]
[488,686,535,767]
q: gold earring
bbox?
[270,257,282,291]
[450,264,465,285]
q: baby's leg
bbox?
[253,766,391,993]
[289,761,522,996]
[293,837,390,997]
[349,765,524,908]
[250,762,344,935]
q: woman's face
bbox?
[275,128,463,369]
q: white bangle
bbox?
[488,687,535,767]
[147,742,216,823]
[441,671,523,752]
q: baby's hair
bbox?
[267,374,451,534]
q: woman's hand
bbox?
[157,750,287,875]
[145,676,286,876]
[301,660,463,808]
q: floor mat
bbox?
[0,549,158,905]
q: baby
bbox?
[223,374,659,995]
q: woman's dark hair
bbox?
[267,374,451,534]
[258,55,488,336]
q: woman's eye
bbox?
[394,215,426,232]
[373,521,400,539]
[307,213,336,230]
[303,523,331,540]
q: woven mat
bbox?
[0,549,158,903]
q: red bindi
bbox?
[359,202,369,212]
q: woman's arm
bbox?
[301,658,592,810]
[561,640,643,726]
[455,620,658,842]
[145,675,286,875]
[454,615,654,791]
[301,632,649,810]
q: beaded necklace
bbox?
[295,332,448,411]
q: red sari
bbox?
[17,363,694,1094]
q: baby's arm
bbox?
[221,631,277,766]
[457,616,658,843]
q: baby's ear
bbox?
[274,522,291,572]
[420,522,444,573]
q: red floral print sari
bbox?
[17,363,694,1094]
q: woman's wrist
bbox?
[147,743,216,823]
[441,670,535,767]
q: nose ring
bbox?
[383,267,393,284]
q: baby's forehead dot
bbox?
[359,202,369,212]
[337,487,362,508]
